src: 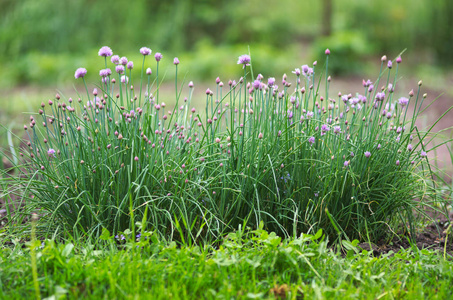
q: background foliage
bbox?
[0,0,452,87]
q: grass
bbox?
[1,226,452,299]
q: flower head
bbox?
[111,55,120,64]
[47,148,55,156]
[140,47,152,56]
[99,68,112,77]
[115,65,125,74]
[421,150,427,157]
[146,68,152,75]
[155,52,163,62]
[398,97,409,107]
[98,46,113,57]
[364,151,371,158]
[237,54,251,68]
[375,92,385,101]
[308,137,315,144]
[74,68,87,79]
[387,60,393,69]
[121,75,129,84]
[173,57,180,65]
[333,126,341,134]
[119,57,128,65]
[127,61,134,70]
[267,77,275,86]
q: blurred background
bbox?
[1,0,453,168]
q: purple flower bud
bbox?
[188,81,194,88]
[344,160,349,167]
[173,57,180,65]
[98,46,113,57]
[407,144,413,151]
[140,47,152,56]
[396,56,402,64]
[146,68,152,75]
[155,52,163,62]
[325,48,330,55]
[421,150,427,157]
[364,151,371,158]
[74,68,87,79]
[409,89,414,97]
[387,60,393,69]
[206,88,211,95]
[127,61,134,70]
[308,137,315,144]
[396,160,400,166]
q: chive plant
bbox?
[0,47,445,242]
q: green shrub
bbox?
[1,47,447,243]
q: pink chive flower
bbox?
[308,137,315,144]
[121,76,129,84]
[134,156,139,161]
[333,126,341,134]
[99,68,112,77]
[421,150,427,157]
[237,54,251,68]
[173,57,180,65]
[268,77,275,86]
[364,151,371,158]
[119,57,128,65]
[344,160,349,167]
[47,148,55,156]
[98,46,113,57]
[146,68,152,75]
[155,53,163,62]
[398,97,409,107]
[140,47,152,56]
[111,55,120,64]
[127,61,134,70]
[325,48,330,55]
[375,92,385,101]
[74,68,87,79]
[188,81,194,88]
[396,56,402,63]
[387,60,393,69]
[115,65,125,74]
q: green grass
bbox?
[1,227,452,299]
